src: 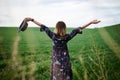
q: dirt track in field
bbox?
[12,35,25,79]
[12,35,20,66]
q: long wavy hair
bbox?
[54,21,66,37]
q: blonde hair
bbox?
[54,21,66,37]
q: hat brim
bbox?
[18,19,28,32]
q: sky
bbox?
[0,0,120,28]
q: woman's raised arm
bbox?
[80,20,101,29]
[25,17,42,26]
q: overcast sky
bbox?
[0,0,120,28]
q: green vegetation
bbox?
[0,24,120,80]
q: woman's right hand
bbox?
[90,20,101,24]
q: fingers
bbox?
[96,20,101,23]
[94,20,100,22]
[91,20,101,24]
[25,17,33,22]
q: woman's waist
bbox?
[53,45,67,49]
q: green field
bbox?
[0,24,120,80]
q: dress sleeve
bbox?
[40,24,54,39]
[66,27,82,41]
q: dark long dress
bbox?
[40,25,82,80]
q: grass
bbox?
[0,24,120,80]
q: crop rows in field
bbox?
[0,24,120,80]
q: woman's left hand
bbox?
[25,17,33,22]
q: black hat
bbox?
[18,18,28,32]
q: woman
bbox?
[26,17,100,80]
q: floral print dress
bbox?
[40,25,82,80]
